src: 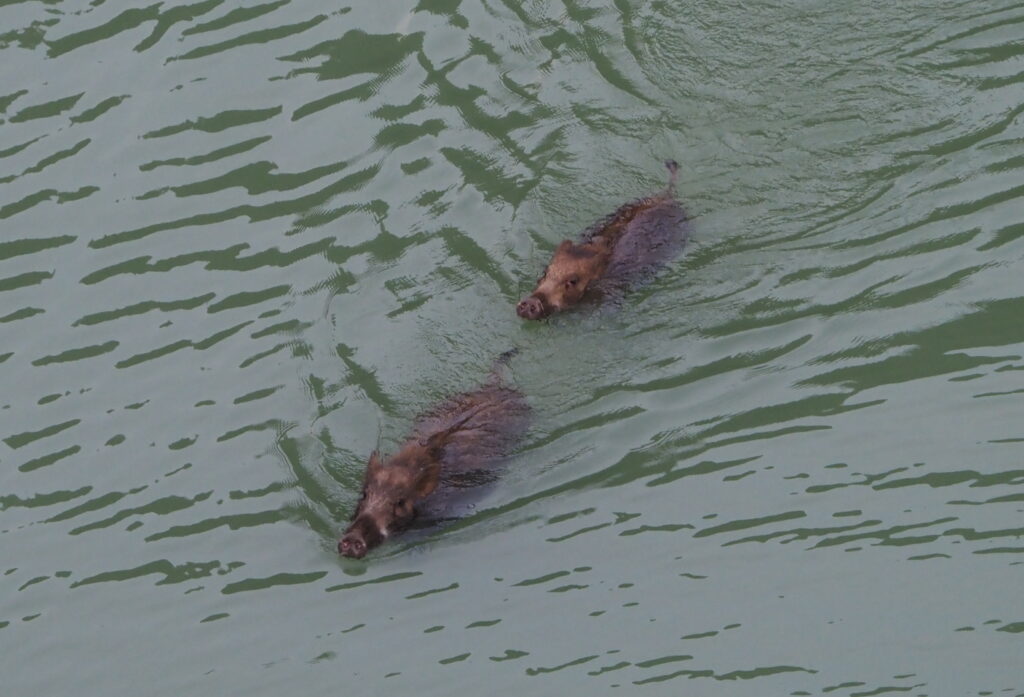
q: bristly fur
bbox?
[567,245,600,259]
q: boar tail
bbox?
[664,160,679,193]
[495,347,519,366]
[486,347,519,385]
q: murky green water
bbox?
[3,0,1023,694]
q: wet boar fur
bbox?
[517,160,688,320]
[339,363,529,559]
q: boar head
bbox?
[517,238,611,320]
[338,432,449,559]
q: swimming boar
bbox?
[516,160,688,320]
[339,357,529,559]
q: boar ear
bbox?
[367,450,383,469]
[418,408,478,458]
[414,461,442,498]
[556,240,573,254]
[421,430,448,459]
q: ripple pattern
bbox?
[2,0,1023,695]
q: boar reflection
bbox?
[517,160,689,320]
[339,361,529,559]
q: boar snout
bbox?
[338,534,367,558]
[339,516,385,559]
[516,295,547,320]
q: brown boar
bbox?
[516,160,689,320]
[338,357,529,559]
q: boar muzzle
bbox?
[516,295,548,320]
[338,516,386,559]
[338,535,366,558]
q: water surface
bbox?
[2,1,1023,695]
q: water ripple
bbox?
[2,0,1023,695]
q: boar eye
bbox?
[394,498,413,518]
[564,276,579,289]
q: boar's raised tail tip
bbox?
[665,160,679,189]
[496,347,519,365]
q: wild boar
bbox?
[516,160,688,320]
[338,355,529,559]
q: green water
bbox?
[2,1,1023,695]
